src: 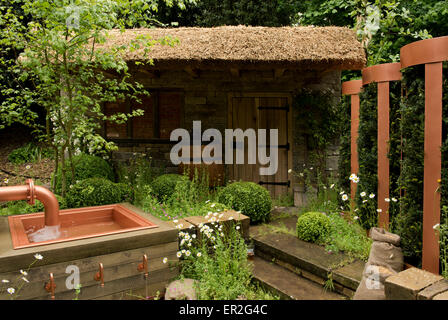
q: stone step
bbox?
[250,222,364,298]
[251,256,346,300]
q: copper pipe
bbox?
[94,263,104,287]
[44,273,56,300]
[137,254,149,279]
[0,179,60,226]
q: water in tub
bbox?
[27,225,61,242]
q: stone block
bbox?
[185,96,207,105]
[418,279,448,300]
[433,291,448,300]
[185,210,250,240]
[385,267,443,300]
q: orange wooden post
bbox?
[342,80,363,202]
[362,63,402,229]
[401,36,448,274]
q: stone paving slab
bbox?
[385,267,444,300]
[250,213,365,295]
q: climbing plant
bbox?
[356,83,378,230]
[393,65,425,266]
[293,88,342,188]
[337,95,351,193]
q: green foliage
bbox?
[217,182,272,224]
[391,65,425,266]
[52,154,114,194]
[337,95,352,192]
[178,220,278,300]
[115,153,163,206]
[296,211,331,243]
[0,194,67,216]
[150,173,189,202]
[356,83,378,229]
[323,212,372,261]
[0,0,180,196]
[65,177,132,208]
[192,0,295,27]
[293,89,342,184]
[8,142,53,164]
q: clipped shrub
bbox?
[296,211,331,243]
[65,178,130,208]
[150,174,189,202]
[52,153,114,194]
[217,181,272,224]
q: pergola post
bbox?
[342,80,363,203]
[400,36,448,274]
[362,63,402,229]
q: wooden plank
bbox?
[92,279,169,300]
[0,241,178,281]
[0,250,178,300]
[31,267,178,300]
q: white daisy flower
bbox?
[197,252,202,257]
[176,252,182,258]
[236,226,241,230]
[385,198,390,202]
[288,169,292,173]
[330,184,335,189]
[20,270,28,276]
[360,192,366,197]
[185,250,191,257]
[7,288,15,294]
[392,198,398,202]
[433,224,440,230]
[341,194,348,201]
[21,277,29,283]
[2,279,10,283]
[353,216,359,220]
[377,209,382,213]
[369,194,375,199]
[163,257,168,264]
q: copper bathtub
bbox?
[8,204,158,249]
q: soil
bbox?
[0,125,55,188]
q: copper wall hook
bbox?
[44,272,56,300]
[137,254,149,279]
[94,263,104,287]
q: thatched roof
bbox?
[101,26,366,70]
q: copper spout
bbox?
[94,263,104,287]
[137,254,149,279]
[44,273,56,300]
[0,179,60,226]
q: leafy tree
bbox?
[0,0,180,196]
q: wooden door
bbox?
[228,94,291,199]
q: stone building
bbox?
[101,26,366,199]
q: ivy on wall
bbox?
[293,88,342,186]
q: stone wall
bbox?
[110,67,342,193]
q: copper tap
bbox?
[137,254,149,279]
[0,179,60,226]
[44,273,56,300]
[94,263,104,287]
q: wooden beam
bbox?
[274,68,286,79]
[136,69,160,79]
[184,66,199,79]
[230,68,240,77]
